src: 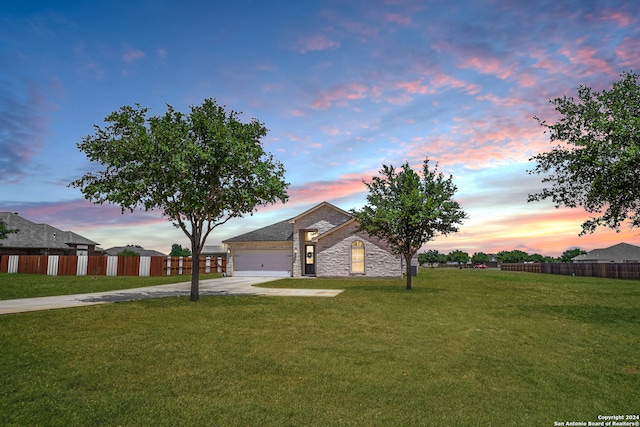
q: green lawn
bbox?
[0,269,638,426]
[0,272,223,300]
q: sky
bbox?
[1,0,639,257]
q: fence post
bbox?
[77,256,88,276]
[139,256,151,277]
[106,256,118,276]
[47,255,59,276]
[8,255,19,273]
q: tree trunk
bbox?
[190,244,200,302]
[405,253,413,290]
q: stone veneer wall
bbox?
[315,221,401,278]
[292,205,351,277]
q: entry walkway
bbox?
[0,276,344,315]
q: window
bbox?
[304,230,318,241]
[351,240,364,273]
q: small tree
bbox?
[529,71,640,234]
[0,220,18,241]
[71,99,288,301]
[448,250,469,267]
[560,247,587,263]
[170,243,192,257]
[496,250,530,263]
[351,158,467,290]
[418,249,443,266]
[118,249,140,257]
[471,252,490,265]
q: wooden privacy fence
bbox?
[0,255,226,277]
[500,262,640,280]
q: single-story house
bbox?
[572,242,640,263]
[0,212,99,256]
[222,201,402,278]
[104,245,166,257]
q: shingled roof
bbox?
[223,219,293,243]
[573,242,640,263]
[0,212,98,250]
[104,246,166,256]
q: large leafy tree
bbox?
[71,99,288,301]
[351,158,467,290]
[528,71,640,234]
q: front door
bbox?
[304,244,315,275]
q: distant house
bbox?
[103,245,166,257]
[223,201,402,278]
[0,212,99,256]
[202,244,228,261]
[572,242,640,263]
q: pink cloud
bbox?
[339,20,380,40]
[287,176,368,205]
[384,12,411,25]
[616,36,640,67]
[517,72,537,87]
[430,72,482,95]
[475,92,524,108]
[289,109,306,117]
[559,45,615,76]
[395,79,430,94]
[531,54,567,75]
[319,125,350,136]
[458,56,513,80]
[298,34,340,54]
[598,10,636,27]
[157,48,167,59]
[312,82,368,109]
[122,47,145,63]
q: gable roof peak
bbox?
[288,201,352,224]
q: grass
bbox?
[0,272,223,300]
[0,269,638,426]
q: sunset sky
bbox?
[2,0,639,256]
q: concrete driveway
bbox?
[0,276,343,315]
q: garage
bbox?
[232,249,292,277]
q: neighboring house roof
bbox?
[104,246,166,257]
[0,212,98,250]
[223,219,294,243]
[572,242,640,263]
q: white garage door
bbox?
[233,250,292,277]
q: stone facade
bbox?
[291,204,351,277]
[290,203,401,278]
[315,221,401,278]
